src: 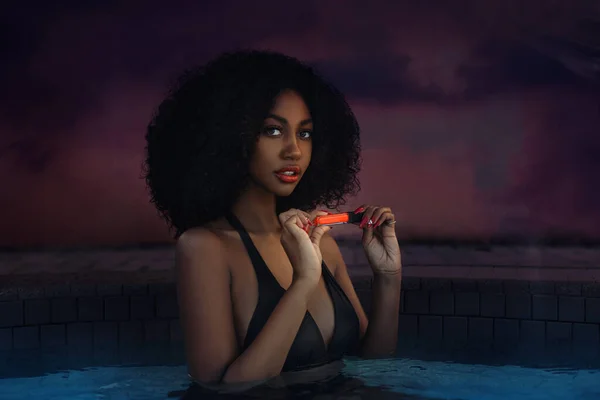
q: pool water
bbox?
[1,347,599,399]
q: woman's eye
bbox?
[264,126,283,136]
[299,131,312,139]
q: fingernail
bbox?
[354,206,365,213]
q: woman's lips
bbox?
[274,171,300,183]
[274,166,300,183]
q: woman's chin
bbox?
[273,187,296,197]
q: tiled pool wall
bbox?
[0,240,599,362]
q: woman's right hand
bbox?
[279,209,331,286]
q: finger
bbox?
[353,205,367,214]
[374,211,396,229]
[371,208,392,228]
[284,214,305,230]
[309,224,332,246]
[279,209,312,229]
[283,215,309,240]
[359,205,377,229]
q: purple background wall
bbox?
[2,1,599,248]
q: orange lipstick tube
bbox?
[312,211,365,227]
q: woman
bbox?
[144,50,402,387]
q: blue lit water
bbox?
[1,346,599,399]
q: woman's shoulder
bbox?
[175,220,233,270]
[177,218,232,245]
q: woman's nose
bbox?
[282,137,301,159]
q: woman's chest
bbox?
[226,237,337,349]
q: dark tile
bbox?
[430,292,454,315]
[93,321,118,347]
[546,322,572,348]
[573,323,600,359]
[506,293,531,319]
[71,284,96,297]
[104,297,130,321]
[45,284,70,298]
[67,322,93,348]
[582,283,600,298]
[123,284,148,296]
[443,316,468,349]
[51,298,77,323]
[503,280,529,293]
[421,278,451,292]
[572,323,599,347]
[555,282,582,296]
[144,320,170,342]
[130,296,155,320]
[558,297,585,322]
[97,284,122,296]
[520,320,545,350]
[530,281,555,295]
[404,291,429,314]
[494,319,519,349]
[0,301,23,327]
[454,293,479,316]
[401,277,420,291]
[157,293,179,319]
[148,283,175,295]
[0,328,12,350]
[452,279,478,292]
[18,287,45,299]
[532,295,558,321]
[0,287,19,301]
[397,315,418,349]
[78,297,104,321]
[586,298,600,323]
[480,293,505,318]
[170,319,183,342]
[398,292,405,314]
[353,278,372,291]
[24,299,51,325]
[119,321,143,344]
[13,326,39,349]
[418,316,443,348]
[40,324,66,348]
[467,317,493,348]
[478,280,503,293]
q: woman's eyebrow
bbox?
[266,114,312,126]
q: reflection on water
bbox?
[176,359,420,399]
[1,353,599,400]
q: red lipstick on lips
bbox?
[274,165,300,183]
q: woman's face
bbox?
[249,89,313,197]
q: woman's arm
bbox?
[324,233,401,358]
[176,228,318,385]
[358,271,401,357]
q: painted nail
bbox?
[354,206,365,213]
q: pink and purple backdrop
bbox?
[1,1,599,247]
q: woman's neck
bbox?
[230,184,281,234]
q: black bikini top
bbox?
[225,212,360,371]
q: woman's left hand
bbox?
[354,205,402,277]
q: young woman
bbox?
[143,50,402,387]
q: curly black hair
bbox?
[143,50,362,238]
